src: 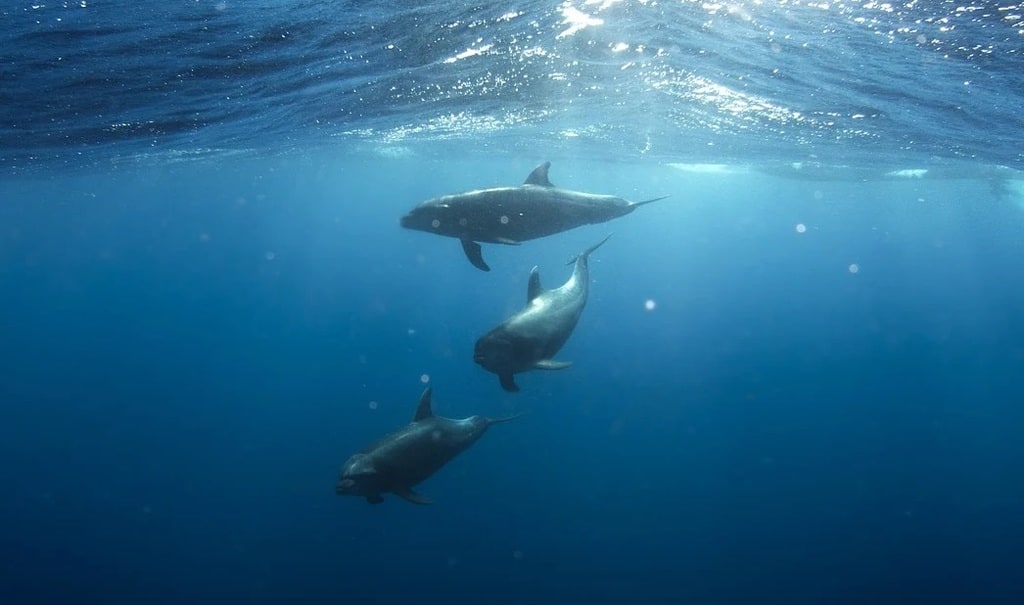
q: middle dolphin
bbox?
[474,235,611,392]
[400,162,666,271]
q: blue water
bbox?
[2,1,1024,604]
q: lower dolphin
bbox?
[336,387,519,505]
[473,235,610,392]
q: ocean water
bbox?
[2,1,1024,604]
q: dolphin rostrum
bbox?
[473,235,610,392]
[336,387,519,505]
[400,162,665,271]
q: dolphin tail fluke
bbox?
[567,233,612,265]
[460,239,490,272]
[394,486,433,505]
[630,195,670,208]
[499,373,520,392]
[487,411,526,425]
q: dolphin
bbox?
[400,162,665,271]
[335,387,519,505]
[473,235,610,392]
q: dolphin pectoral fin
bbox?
[499,373,520,392]
[534,359,572,370]
[524,161,554,187]
[460,239,490,272]
[394,486,433,505]
[366,494,384,505]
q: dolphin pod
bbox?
[338,162,665,504]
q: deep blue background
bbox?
[1,157,1023,604]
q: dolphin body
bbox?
[335,387,518,505]
[473,236,610,392]
[400,162,665,271]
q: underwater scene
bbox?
[2,1,1023,604]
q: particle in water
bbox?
[848,263,859,274]
[644,299,656,311]
[795,223,806,233]
[420,373,430,384]
[368,401,378,410]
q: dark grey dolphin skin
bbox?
[400,162,665,271]
[473,235,610,392]
[335,387,519,505]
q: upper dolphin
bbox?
[336,387,519,505]
[400,162,666,271]
[473,235,610,392]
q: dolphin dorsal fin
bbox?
[524,162,554,187]
[413,387,433,421]
[528,268,544,303]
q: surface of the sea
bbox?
[2,1,1024,604]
